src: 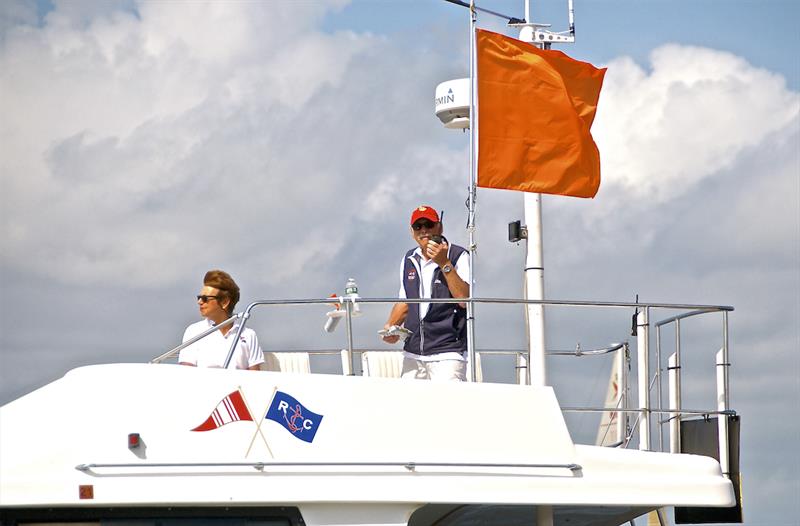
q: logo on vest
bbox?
[407,269,416,281]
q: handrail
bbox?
[561,407,736,416]
[654,309,722,328]
[153,294,735,456]
[545,342,624,356]
[150,314,238,364]
[75,460,582,474]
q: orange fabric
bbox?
[476,29,606,198]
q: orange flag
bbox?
[476,29,606,198]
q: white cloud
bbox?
[592,44,799,203]
[0,1,404,288]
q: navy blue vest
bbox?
[402,243,468,356]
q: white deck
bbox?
[0,363,734,525]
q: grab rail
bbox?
[153,295,734,456]
[76,460,582,475]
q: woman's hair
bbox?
[204,269,240,315]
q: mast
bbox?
[514,0,575,388]
[440,0,576,386]
[520,1,547,389]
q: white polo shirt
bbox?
[178,318,264,369]
[398,246,470,362]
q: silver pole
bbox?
[668,352,681,453]
[656,324,663,450]
[637,307,650,450]
[466,1,478,382]
[717,310,731,478]
[621,342,631,444]
[344,300,355,374]
[615,344,626,445]
[223,311,248,369]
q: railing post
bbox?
[717,348,730,478]
[637,307,650,450]
[341,349,353,376]
[616,344,627,445]
[344,300,355,375]
[668,351,681,453]
[223,312,248,369]
[655,324,662,450]
[717,310,731,478]
[620,342,631,447]
[516,351,529,385]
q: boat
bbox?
[0,2,743,525]
[0,297,743,526]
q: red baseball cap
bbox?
[410,205,440,226]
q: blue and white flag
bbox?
[265,391,324,443]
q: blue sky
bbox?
[1,1,798,524]
[323,0,800,88]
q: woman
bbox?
[178,269,264,370]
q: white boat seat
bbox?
[360,351,483,381]
[261,351,311,374]
[361,351,405,378]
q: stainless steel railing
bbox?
[152,295,735,456]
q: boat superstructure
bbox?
[0,296,740,526]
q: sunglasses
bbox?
[412,220,438,231]
[196,295,220,303]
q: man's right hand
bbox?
[381,324,401,344]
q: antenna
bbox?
[442,0,524,24]
[508,0,576,46]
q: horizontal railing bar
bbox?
[76,460,582,473]
[562,407,737,416]
[239,296,734,312]
[546,343,625,356]
[655,309,724,327]
[154,346,627,364]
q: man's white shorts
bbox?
[401,356,466,381]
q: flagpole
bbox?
[466,0,478,383]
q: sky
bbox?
[1,0,798,523]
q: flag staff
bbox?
[466,0,478,383]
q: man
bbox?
[382,205,471,381]
[179,269,264,370]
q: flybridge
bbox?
[0,295,741,525]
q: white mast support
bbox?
[637,307,651,450]
[668,352,681,454]
[466,0,478,383]
[519,0,548,389]
[524,193,547,386]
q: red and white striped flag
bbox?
[191,390,254,432]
